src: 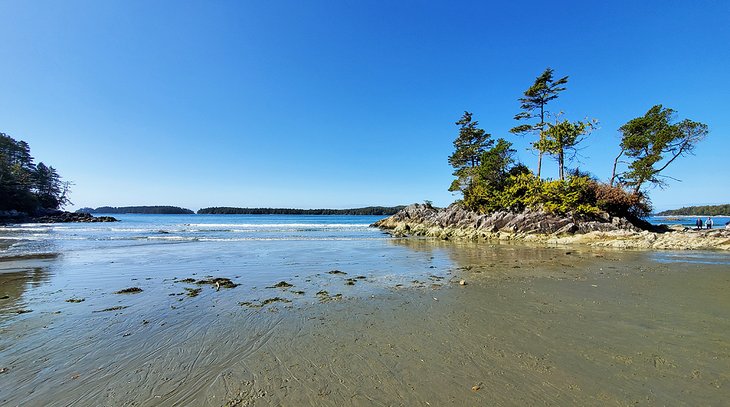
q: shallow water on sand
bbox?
[1,216,729,405]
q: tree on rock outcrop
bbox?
[510,67,568,179]
[448,112,494,196]
[610,105,708,194]
[538,117,597,181]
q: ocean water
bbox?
[0,214,388,258]
[648,215,730,228]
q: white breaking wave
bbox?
[185,223,372,228]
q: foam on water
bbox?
[0,213,388,257]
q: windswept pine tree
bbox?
[510,67,568,179]
[611,105,708,194]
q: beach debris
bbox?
[16,309,33,314]
[94,305,128,313]
[115,287,143,294]
[184,287,202,297]
[215,281,220,291]
[471,384,482,392]
[355,275,367,280]
[433,297,438,301]
[261,297,291,306]
[316,290,342,303]
[0,295,9,300]
[292,290,305,295]
[268,281,293,289]
[327,270,347,275]
[65,297,85,303]
[195,277,238,289]
[239,297,292,308]
[178,277,196,283]
[345,278,356,286]
[0,367,9,374]
[459,280,467,285]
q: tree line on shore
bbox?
[197,206,405,215]
[76,206,195,215]
[0,132,70,213]
[448,67,708,221]
[657,204,730,217]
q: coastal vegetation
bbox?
[77,206,194,215]
[197,206,405,215]
[657,204,730,216]
[0,132,71,213]
[449,68,708,223]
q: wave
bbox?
[185,223,372,228]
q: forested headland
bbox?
[1,132,71,214]
[77,206,194,215]
[657,204,730,216]
[197,206,405,215]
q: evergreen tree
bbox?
[510,67,568,179]
[0,132,70,212]
[448,112,493,196]
[611,105,708,194]
[538,118,597,180]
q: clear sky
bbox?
[1,0,728,211]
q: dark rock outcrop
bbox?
[373,203,642,240]
[0,210,118,224]
[372,204,730,250]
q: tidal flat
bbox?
[1,238,729,406]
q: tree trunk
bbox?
[610,147,624,186]
[558,148,564,181]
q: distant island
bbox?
[656,204,730,216]
[197,206,406,215]
[77,206,195,215]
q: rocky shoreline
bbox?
[373,204,730,251]
[0,210,118,224]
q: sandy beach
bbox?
[1,237,728,406]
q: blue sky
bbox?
[1,1,728,211]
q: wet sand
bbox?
[1,240,729,406]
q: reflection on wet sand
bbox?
[0,254,57,319]
[0,242,728,406]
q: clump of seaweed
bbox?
[267,281,293,289]
[65,298,85,303]
[327,270,347,275]
[115,287,143,294]
[195,278,238,289]
[94,305,128,313]
[261,297,292,306]
[316,290,342,303]
[184,287,202,297]
[239,297,292,308]
[177,278,196,283]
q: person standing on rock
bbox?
[696,217,703,230]
[706,217,713,229]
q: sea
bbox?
[0,214,389,258]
